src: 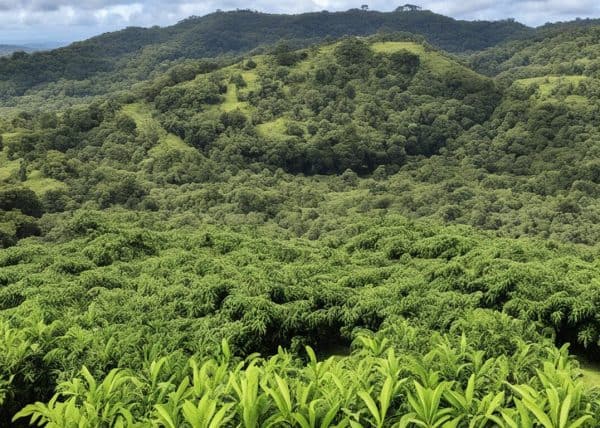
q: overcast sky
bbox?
[1,0,599,45]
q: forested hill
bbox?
[0,9,531,100]
[5,29,600,245]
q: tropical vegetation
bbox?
[1,8,600,427]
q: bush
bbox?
[0,187,43,218]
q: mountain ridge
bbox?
[0,9,532,101]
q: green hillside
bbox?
[141,36,498,175]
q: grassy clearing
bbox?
[222,83,238,109]
[2,132,21,141]
[122,103,154,130]
[0,153,65,195]
[221,56,260,89]
[0,146,20,181]
[515,75,588,95]
[240,70,258,91]
[316,43,337,56]
[371,41,468,75]
[514,76,592,108]
[122,103,192,155]
[207,64,259,113]
[256,117,288,139]
[221,83,247,112]
[294,43,337,72]
[292,52,315,73]
[565,94,589,109]
[24,170,66,194]
[580,362,600,388]
[371,41,426,55]
[1,133,66,194]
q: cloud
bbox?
[420,0,599,24]
[0,0,599,43]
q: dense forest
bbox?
[1,8,600,427]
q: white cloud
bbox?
[418,0,598,24]
[93,3,143,21]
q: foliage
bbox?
[10,332,600,427]
[2,13,600,427]
[1,210,600,423]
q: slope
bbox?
[145,35,498,174]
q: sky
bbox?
[1,0,599,45]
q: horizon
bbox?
[2,1,599,46]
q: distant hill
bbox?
[0,42,64,57]
[468,24,600,78]
[0,9,531,100]
[0,45,35,56]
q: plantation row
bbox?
[1,209,599,424]
[8,322,600,427]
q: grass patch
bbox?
[1,133,66,194]
[565,94,589,109]
[240,71,258,91]
[122,103,192,155]
[371,41,426,55]
[122,103,155,130]
[515,76,588,95]
[222,84,246,112]
[371,41,469,75]
[292,52,316,73]
[256,117,288,139]
[2,132,21,141]
[514,76,592,108]
[23,170,66,195]
[580,362,600,389]
[0,146,20,181]
[315,44,337,56]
